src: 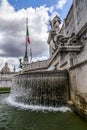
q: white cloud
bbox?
[57,0,67,9]
[0,0,69,71]
[0,0,50,71]
[48,0,67,20]
[0,0,15,16]
[50,11,60,20]
[49,6,54,13]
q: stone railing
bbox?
[23,60,49,72]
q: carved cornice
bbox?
[48,45,83,67]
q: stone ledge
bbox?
[58,45,82,52]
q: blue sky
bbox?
[8,0,72,20]
[0,0,72,71]
[8,0,58,9]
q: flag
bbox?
[26,25,30,44]
[26,18,30,44]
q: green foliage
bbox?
[0,87,11,93]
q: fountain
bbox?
[8,18,69,108]
[10,70,69,107]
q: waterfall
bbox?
[10,70,69,107]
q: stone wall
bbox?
[74,0,87,33]
[64,4,75,36]
[60,0,87,36]
[0,73,17,88]
[69,61,87,98]
[69,60,87,115]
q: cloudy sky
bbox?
[0,0,72,71]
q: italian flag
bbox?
[26,25,30,44]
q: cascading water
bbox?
[8,70,69,109]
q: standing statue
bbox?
[19,58,22,69]
[48,15,62,53]
[49,15,61,31]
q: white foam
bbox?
[4,96,71,112]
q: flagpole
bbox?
[26,18,32,64]
[24,17,32,64]
[23,18,28,65]
[30,47,32,64]
[26,18,28,59]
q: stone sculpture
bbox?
[1,63,11,74]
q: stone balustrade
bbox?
[23,60,49,72]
